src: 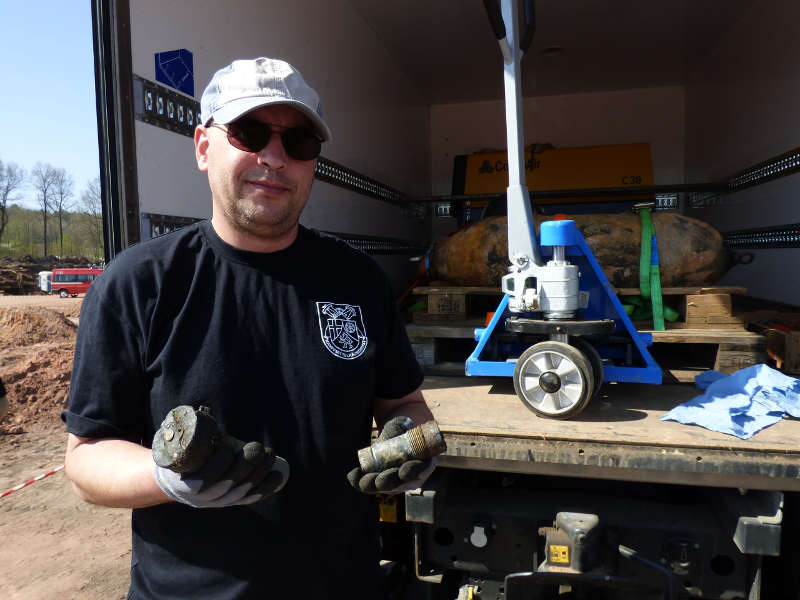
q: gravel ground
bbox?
[0,294,131,599]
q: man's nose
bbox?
[256,132,288,170]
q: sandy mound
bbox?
[0,306,78,432]
[0,307,78,349]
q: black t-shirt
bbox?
[63,221,423,600]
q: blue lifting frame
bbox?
[465,220,662,385]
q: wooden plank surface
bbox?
[663,369,705,383]
[421,376,800,490]
[415,286,750,296]
[643,329,765,345]
[614,286,748,296]
[413,286,501,295]
[422,377,795,452]
[407,321,483,339]
[407,323,767,346]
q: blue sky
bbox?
[0,1,98,208]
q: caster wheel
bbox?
[513,341,594,419]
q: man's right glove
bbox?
[154,436,289,508]
[151,405,289,508]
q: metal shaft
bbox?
[357,421,447,473]
[502,0,541,268]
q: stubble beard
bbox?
[225,193,296,240]
[219,174,313,241]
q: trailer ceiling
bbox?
[349,0,757,104]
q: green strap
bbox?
[649,237,665,330]
[639,209,665,330]
[639,210,652,300]
[622,208,678,327]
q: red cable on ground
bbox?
[1,464,64,499]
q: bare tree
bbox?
[53,168,75,256]
[80,176,103,252]
[31,162,59,256]
[0,158,26,243]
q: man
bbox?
[0,377,7,420]
[63,57,435,599]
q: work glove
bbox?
[347,416,436,495]
[154,436,290,508]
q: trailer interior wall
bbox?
[128,0,430,292]
[685,0,800,305]
[429,86,686,237]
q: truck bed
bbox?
[422,377,800,492]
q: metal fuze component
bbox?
[357,421,447,473]
[152,405,220,474]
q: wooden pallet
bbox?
[410,286,501,324]
[408,320,483,375]
[738,310,800,374]
[639,328,767,382]
[406,321,767,382]
[616,285,749,330]
[772,330,800,374]
[407,285,767,379]
[411,286,749,327]
[613,286,748,296]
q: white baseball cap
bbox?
[199,57,332,141]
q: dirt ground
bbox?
[0,295,131,599]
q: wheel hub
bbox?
[539,371,561,393]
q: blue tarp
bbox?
[660,364,800,439]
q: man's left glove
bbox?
[346,416,437,495]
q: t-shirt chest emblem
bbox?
[316,302,369,359]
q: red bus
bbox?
[51,267,104,297]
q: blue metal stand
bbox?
[466,220,662,385]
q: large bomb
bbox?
[430,213,731,288]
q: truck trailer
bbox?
[92,1,800,598]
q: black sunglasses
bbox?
[212,118,322,161]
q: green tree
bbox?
[0,158,25,244]
[4,205,40,256]
[79,176,103,253]
[0,166,103,260]
[53,168,75,257]
[31,163,59,256]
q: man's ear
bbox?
[195,125,210,172]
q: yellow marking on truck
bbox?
[378,495,398,523]
[549,544,570,564]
